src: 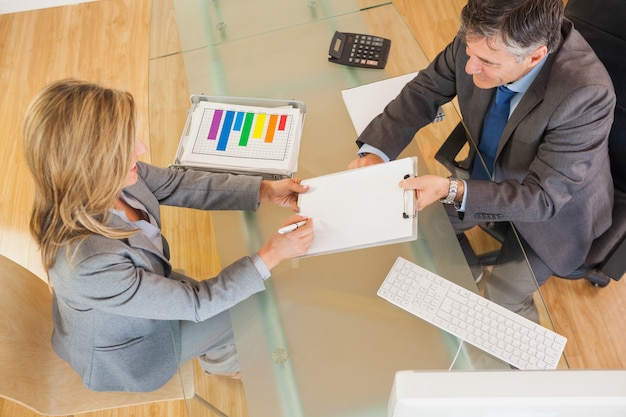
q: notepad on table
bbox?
[341,72,419,135]
[297,157,418,257]
[341,71,444,136]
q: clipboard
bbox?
[298,157,418,257]
[171,95,306,179]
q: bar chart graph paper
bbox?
[192,107,296,161]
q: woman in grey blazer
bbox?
[349,0,615,321]
[22,79,314,392]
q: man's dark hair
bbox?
[459,0,564,58]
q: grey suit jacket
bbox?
[49,163,267,392]
[357,20,616,276]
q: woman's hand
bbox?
[257,215,314,270]
[259,178,309,211]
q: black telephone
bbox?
[328,31,391,69]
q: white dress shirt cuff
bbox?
[357,144,391,162]
[458,179,468,212]
[251,253,271,280]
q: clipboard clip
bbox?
[402,174,417,219]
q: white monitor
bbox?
[389,369,626,417]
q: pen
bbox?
[278,220,307,235]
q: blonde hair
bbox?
[23,79,138,270]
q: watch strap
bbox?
[439,177,459,205]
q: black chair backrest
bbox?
[565,0,626,193]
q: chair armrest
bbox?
[592,189,626,280]
[600,237,626,281]
[434,121,474,179]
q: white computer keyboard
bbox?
[377,257,567,370]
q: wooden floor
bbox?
[0,0,623,416]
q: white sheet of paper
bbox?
[178,100,304,177]
[298,157,417,257]
[341,71,419,135]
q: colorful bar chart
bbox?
[192,106,295,161]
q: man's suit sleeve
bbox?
[356,36,462,160]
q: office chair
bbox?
[558,0,626,286]
[434,0,626,287]
[0,254,223,416]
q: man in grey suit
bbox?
[349,0,616,321]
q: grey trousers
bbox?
[445,205,552,323]
[481,225,552,323]
[177,310,240,374]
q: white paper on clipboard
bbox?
[297,157,418,257]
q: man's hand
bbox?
[348,153,384,169]
[399,175,464,211]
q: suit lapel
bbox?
[124,178,162,226]
[495,87,543,158]
[108,215,171,268]
[494,53,554,159]
[461,82,493,146]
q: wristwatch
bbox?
[439,177,460,206]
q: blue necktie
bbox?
[471,85,516,180]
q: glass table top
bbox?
[172,0,390,50]
[148,1,567,416]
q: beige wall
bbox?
[0,0,98,14]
